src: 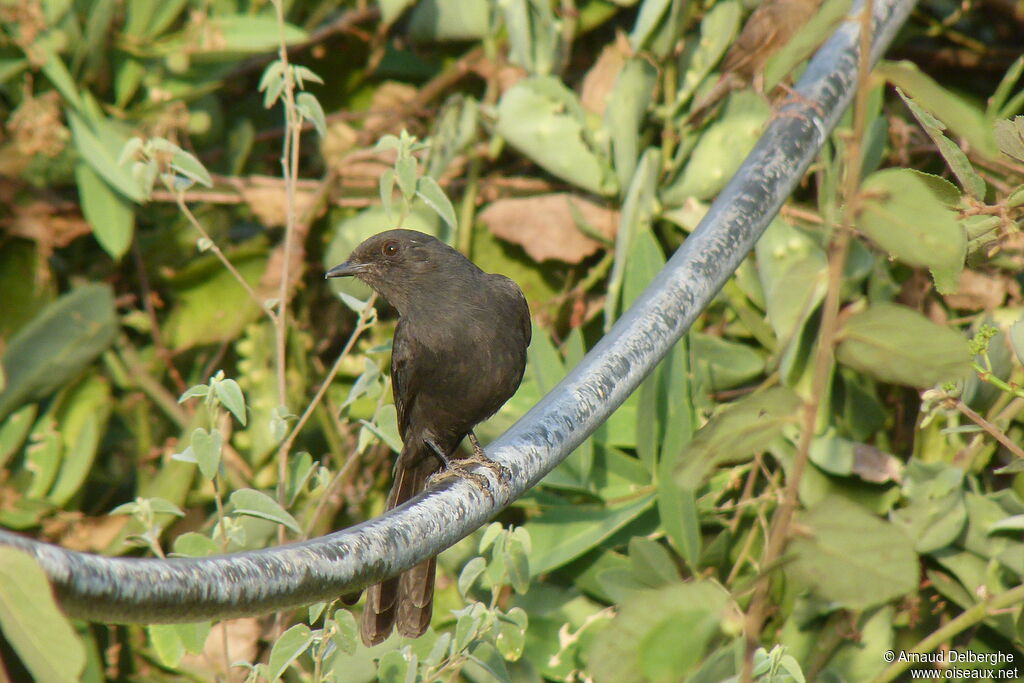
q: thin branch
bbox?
[172,192,277,326]
[953,399,1024,460]
[742,0,875,675]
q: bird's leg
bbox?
[463,432,511,483]
[769,82,825,122]
[425,438,493,498]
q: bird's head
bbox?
[325,229,468,315]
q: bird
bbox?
[686,0,824,126]
[325,228,532,647]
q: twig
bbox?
[172,193,277,325]
[294,297,378,538]
[953,399,1024,460]
[871,584,1024,682]
[741,0,875,676]
[131,239,187,393]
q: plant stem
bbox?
[741,0,875,676]
[172,192,275,324]
[871,584,1024,682]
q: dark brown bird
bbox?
[325,228,531,647]
[686,0,823,126]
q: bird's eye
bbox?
[381,240,399,257]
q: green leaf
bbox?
[458,556,487,596]
[415,175,458,233]
[630,0,675,51]
[453,603,486,653]
[191,427,223,480]
[890,461,966,553]
[994,116,1024,163]
[48,374,111,505]
[178,384,209,402]
[628,537,680,587]
[170,146,213,188]
[0,284,117,421]
[296,92,327,138]
[213,377,247,426]
[605,58,658,188]
[606,148,661,328]
[378,648,413,683]
[495,607,528,661]
[39,45,83,111]
[672,0,740,114]
[1009,318,1024,367]
[380,0,417,24]
[658,442,701,570]
[0,404,36,470]
[858,168,965,292]
[409,0,490,41]
[835,303,971,387]
[875,61,999,160]
[230,488,302,534]
[499,0,558,74]
[0,548,85,683]
[292,65,324,88]
[175,621,212,655]
[896,89,986,199]
[662,91,770,204]
[331,609,359,656]
[588,580,735,682]
[379,168,397,221]
[68,112,144,202]
[787,497,919,610]
[24,419,61,500]
[526,494,655,575]
[259,60,286,107]
[505,528,531,594]
[266,624,313,682]
[148,497,186,517]
[691,333,765,391]
[286,451,316,506]
[148,624,185,667]
[158,16,308,60]
[162,248,266,349]
[396,154,418,201]
[361,403,403,453]
[674,387,801,488]
[988,56,1024,120]
[496,77,617,195]
[171,532,219,557]
[75,163,135,259]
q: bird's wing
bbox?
[492,274,532,348]
[391,319,416,441]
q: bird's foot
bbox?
[771,83,825,121]
[466,432,512,483]
[428,463,493,500]
[425,435,508,501]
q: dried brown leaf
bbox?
[365,81,418,134]
[580,34,631,116]
[480,193,618,263]
[944,269,1019,311]
[182,619,261,682]
[240,184,317,229]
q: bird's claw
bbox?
[429,463,495,501]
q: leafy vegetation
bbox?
[1,0,1023,681]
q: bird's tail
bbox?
[360,450,437,647]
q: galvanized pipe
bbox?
[0,0,916,622]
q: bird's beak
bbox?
[325,260,365,279]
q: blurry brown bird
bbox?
[686,0,824,126]
[326,229,531,647]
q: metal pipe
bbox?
[0,0,917,623]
